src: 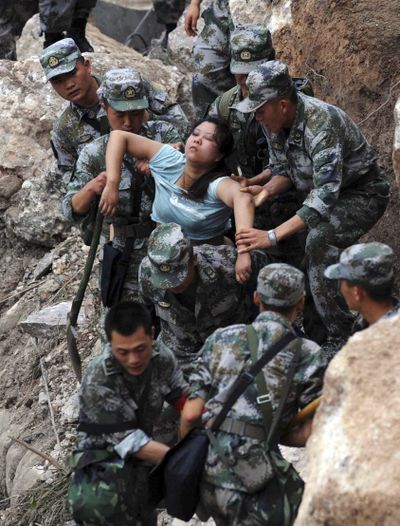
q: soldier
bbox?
[139,223,252,377]
[0,0,37,60]
[63,68,182,303]
[235,60,390,357]
[185,0,235,119]
[69,301,188,525]
[153,0,187,46]
[180,263,326,525]
[39,38,189,185]
[325,242,399,328]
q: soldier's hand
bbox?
[135,159,151,177]
[235,252,252,284]
[99,182,119,216]
[185,3,200,36]
[231,175,248,187]
[236,228,270,253]
[86,171,107,196]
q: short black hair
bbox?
[346,278,395,303]
[105,301,152,341]
[259,301,297,316]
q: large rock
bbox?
[393,97,400,187]
[295,316,400,526]
[19,301,86,338]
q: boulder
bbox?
[393,97,400,187]
[18,301,86,338]
[295,315,400,526]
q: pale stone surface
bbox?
[295,316,400,526]
[229,0,292,30]
[19,301,86,338]
[393,97,400,187]
[0,295,40,335]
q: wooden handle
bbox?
[291,397,321,425]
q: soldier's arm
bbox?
[134,440,170,463]
[180,397,205,438]
[185,0,201,36]
[280,418,313,447]
[51,127,77,185]
[101,130,163,215]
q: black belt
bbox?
[216,417,266,440]
[113,221,155,239]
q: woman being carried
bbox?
[100,117,255,283]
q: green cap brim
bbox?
[232,97,268,113]
[46,58,78,81]
[150,263,189,290]
[108,98,149,112]
[230,58,271,75]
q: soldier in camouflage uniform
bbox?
[0,0,37,60]
[235,61,390,358]
[185,0,235,119]
[39,38,189,186]
[70,301,188,525]
[63,69,182,303]
[153,0,187,45]
[325,242,400,329]
[139,223,252,377]
[181,263,326,525]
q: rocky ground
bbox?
[0,0,399,524]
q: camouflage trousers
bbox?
[304,184,389,355]
[153,0,187,26]
[39,0,98,33]
[0,0,37,59]
[192,0,235,119]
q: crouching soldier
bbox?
[181,263,326,526]
[68,301,188,525]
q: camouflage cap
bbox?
[257,263,305,307]
[97,68,149,112]
[230,24,275,74]
[234,60,294,113]
[324,242,394,285]
[40,38,82,81]
[145,223,193,289]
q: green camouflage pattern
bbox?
[51,76,189,184]
[146,223,193,289]
[39,0,97,33]
[64,121,181,302]
[229,24,274,74]
[97,68,149,112]
[192,0,235,119]
[324,242,394,285]
[189,310,325,520]
[139,243,251,376]
[72,342,185,525]
[257,264,305,308]
[40,37,82,81]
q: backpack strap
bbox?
[217,86,239,122]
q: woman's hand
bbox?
[235,252,252,284]
[236,228,270,253]
[185,2,200,36]
[99,182,119,216]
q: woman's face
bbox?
[185,121,223,165]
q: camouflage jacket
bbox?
[265,92,388,228]
[208,86,266,177]
[76,343,187,458]
[139,244,250,364]
[189,310,326,491]
[51,76,189,184]
[63,120,181,250]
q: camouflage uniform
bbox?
[325,242,400,327]
[0,0,37,60]
[153,0,187,28]
[189,264,326,525]
[40,39,189,184]
[192,0,235,119]
[73,341,187,525]
[236,61,390,356]
[139,223,251,376]
[38,0,97,34]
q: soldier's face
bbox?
[49,59,94,106]
[110,326,153,376]
[255,99,287,133]
[185,122,223,165]
[339,280,361,311]
[234,73,249,98]
[105,106,147,133]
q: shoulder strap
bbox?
[210,330,296,432]
[81,114,110,136]
[247,325,300,447]
[217,86,238,122]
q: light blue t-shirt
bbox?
[149,145,231,240]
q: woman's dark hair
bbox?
[105,301,152,341]
[186,117,234,200]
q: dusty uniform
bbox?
[192,0,235,119]
[140,244,250,376]
[74,342,187,525]
[189,311,325,526]
[52,78,189,185]
[63,121,181,301]
[38,0,97,33]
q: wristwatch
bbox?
[267,229,278,246]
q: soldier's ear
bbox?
[253,291,261,307]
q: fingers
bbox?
[254,188,270,207]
